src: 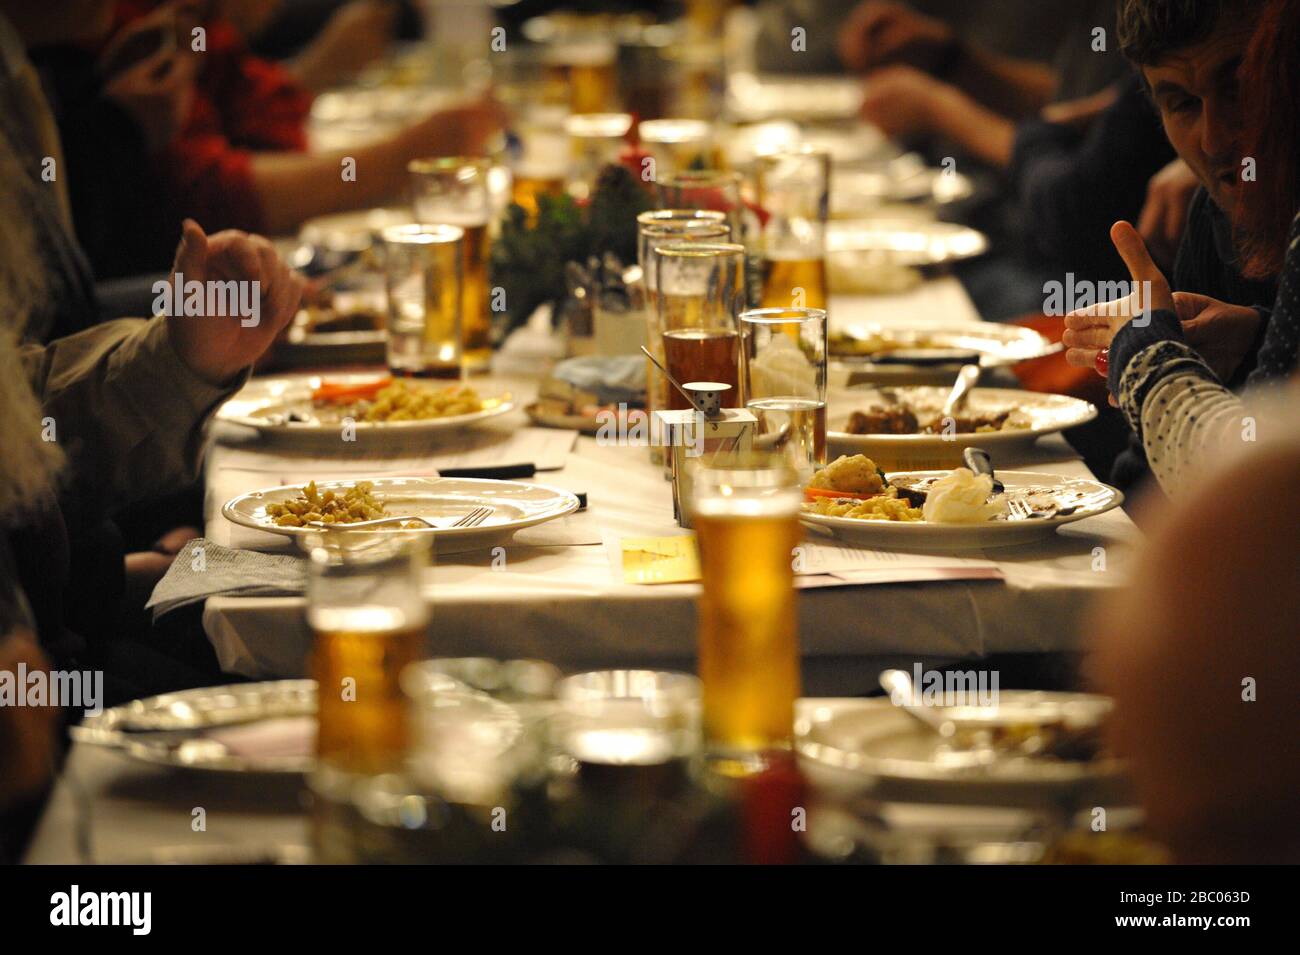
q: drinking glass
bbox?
[565,112,633,200]
[638,210,730,459]
[305,534,431,861]
[380,223,464,380]
[653,241,747,411]
[740,307,829,481]
[509,105,570,219]
[754,148,830,310]
[691,454,803,775]
[655,169,750,247]
[638,119,720,178]
[409,158,493,372]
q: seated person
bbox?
[1063,0,1299,497]
[1062,0,1288,493]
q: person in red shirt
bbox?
[111,1,501,238]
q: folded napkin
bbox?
[552,355,646,405]
[146,539,304,619]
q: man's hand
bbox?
[1137,159,1200,270]
[166,220,305,386]
[1175,292,1263,383]
[1064,221,1175,368]
[859,65,951,139]
[838,1,955,74]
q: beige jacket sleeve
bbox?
[20,317,243,526]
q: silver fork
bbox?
[306,505,493,531]
[1005,497,1035,521]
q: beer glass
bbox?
[565,112,633,200]
[409,158,493,373]
[691,454,803,775]
[380,223,464,380]
[655,169,750,248]
[306,534,430,860]
[638,119,721,178]
[510,106,570,219]
[754,149,830,310]
[741,307,829,481]
[638,210,729,459]
[544,38,618,114]
[653,241,746,411]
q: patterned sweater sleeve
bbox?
[1109,311,1252,497]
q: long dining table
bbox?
[195,278,1141,696]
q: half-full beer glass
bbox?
[691,455,803,775]
[755,149,830,310]
[653,241,746,411]
[409,158,493,371]
[381,223,464,380]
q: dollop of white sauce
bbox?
[922,468,1007,523]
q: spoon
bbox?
[941,363,981,420]
[878,668,955,738]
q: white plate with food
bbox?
[828,218,989,267]
[799,455,1122,548]
[831,153,975,212]
[222,477,580,552]
[829,322,1061,386]
[216,373,514,438]
[828,386,1098,468]
[797,693,1131,808]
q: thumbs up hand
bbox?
[1063,221,1175,368]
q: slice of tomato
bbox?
[312,378,392,403]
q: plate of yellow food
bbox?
[828,386,1097,469]
[799,454,1122,548]
[796,693,1131,808]
[216,373,514,439]
[222,477,579,552]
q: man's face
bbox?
[1142,18,1258,216]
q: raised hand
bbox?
[1063,221,1175,369]
[165,220,305,385]
[838,1,955,75]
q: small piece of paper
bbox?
[621,535,700,584]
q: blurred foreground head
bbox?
[1089,388,1300,862]
[0,128,64,525]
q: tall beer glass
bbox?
[409,158,493,372]
[653,241,746,411]
[755,149,830,310]
[381,223,464,380]
[655,169,750,248]
[566,112,633,200]
[692,455,803,775]
[306,535,430,860]
[741,307,829,481]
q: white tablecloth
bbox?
[193,280,1134,694]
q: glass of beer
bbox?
[510,106,570,220]
[638,119,721,178]
[691,454,803,775]
[408,158,493,373]
[306,534,431,861]
[653,241,746,411]
[380,223,464,380]
[565,112,633,200]
[741,307,829,482]
[638,210,730,461]
[544,38,618,114]
[655,170,751,248]
[754,148,830,310]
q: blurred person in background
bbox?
[35,0,501,283]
